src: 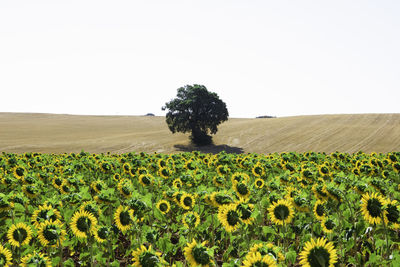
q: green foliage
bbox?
[162,84,229,145]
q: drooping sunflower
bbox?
[139,174,153,187]
[360,192,387,225]
[31,203,62,228]
[218,204,241,232]
[313,200,326,221]
[254,178,265,189]
[233,181,250,199]
[299,237,338,267]
[114,205,135,233]
[211,191,234,207]
[241,252,277,267]
[91,180,106,194]
[292,196,310,213]
[156,200,171,214]
[0,193,14,212]
[267,199,294,226]
[132,245,165,267]
[0,244,12,267]
[180,192,195,210]
[182,211,200,229]
[70,210,98,239]
[7,222,33,247]
[22,184,39,198]
[20,251,52,267]
[184,239,214,267]
[37,220,66,247]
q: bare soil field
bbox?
[0,112,399,154]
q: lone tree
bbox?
[162,84,229,146]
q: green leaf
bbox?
[64,259,75,267]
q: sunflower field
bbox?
[0,150,400,266]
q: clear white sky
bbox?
[1,1,399,118]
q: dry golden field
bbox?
[1,112,399,154]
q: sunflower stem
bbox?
[381,213,390,259]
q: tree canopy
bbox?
[162,84,229,145]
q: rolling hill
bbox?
[0,112,399,154]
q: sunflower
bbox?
[254,178,265,189]
[136,166,149,176]
[0,244,12,267]
[184,160,198,173]
[211,191,234,207]
[113,173,121,182]
[31,203,62,228]
[299,237,338,267]
[70,210,98,239]
[139,174,153,187]
[313,200,326,221]
[218,204,241,232]
[91,180,106,194]
[156,200,171,214]
[184,240,214,267]
[0,193,14,212]
[231,172,250,184]
[318,164,331,177]
[293,196,310,213]
[52,176,63,189]
[267,199,294,226]
[123,162,131,173]
[172,178,183,189]
[37,220,66,247]
[118,178,133,198]
[182,211,200,229]
[114,205,135,233]
[7,222,33,247]
[20,251,52,267]
[233,181,250,199]
[252,163,265,177]
[384,199,399,228]
[13,166,26,179]
[22,184,39,198]
[132,245,165,267]
[159,167,172,179]
[248,242,284,263]
[94,225,110,243]
[180,192,195,210]
[216,165,230,176]
[393,162,400,173]
[321,218,336,234]
[361,192,387,225]
[99,160,113,173]
[213,175,225,187]
[236,200,255,225]
[241,252,277,267]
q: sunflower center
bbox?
[183,197,193,207]
[307,246,331,267]
[122,186,131,196]
[159,203,168,212]
[227,210,240,226]
[324,219,335,230]
[237,183,248,195]
[13,228,28,243]
[254,166,263,175]
[161,168,170,177]
[119,211,131,226]
[367,198,383,218]
[239,206,251,220]
[316,204,325,217]
[386,204,399,223]
[274,204,290,221]
[76,217,91,232]
[142,176,151,185]
[43,226,58,242]
[193,246,210,265]
[256,180,263,187]
[97,227,108,240]
[55,178,62,186]
[253,261,269,267]
[16,168,24,176]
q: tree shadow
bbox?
[174,143,244,154]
